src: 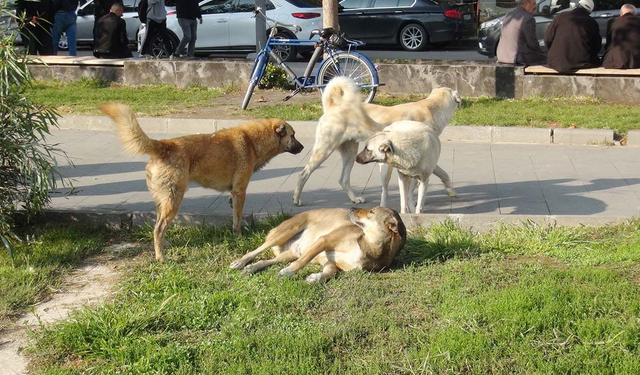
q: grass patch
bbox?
[247,96,640,135]
[27,79,225,116]
[0,224,111,329]
[27,219,640,374]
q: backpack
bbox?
[137,0,148,23]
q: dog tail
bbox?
[322,76,362,110]
[100,103,162,156]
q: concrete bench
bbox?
[525,65,640,77]
[32,55,126,67]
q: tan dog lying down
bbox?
[101,103,304,261]
[230,207,406,282]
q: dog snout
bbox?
[290,138,304,154]
[356,149,372,164]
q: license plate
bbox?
[464,14,471,20]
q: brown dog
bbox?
[101,104,304,261]
[230,207,406,282]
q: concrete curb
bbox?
[627,130,640,147]
[57,115,620,146]
[40,210,632,232]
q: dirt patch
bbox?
[0,243,138,375]
[167,88,320,119]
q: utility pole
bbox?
[323,0,340,31]
[255,0,267,52]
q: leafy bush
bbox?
[0,3,70,257]
[259,63,290,90]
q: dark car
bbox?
[478,0,636,57]
[338,0,472,51]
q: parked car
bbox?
[138,0,322,60]
[337,0,471,51]
[477,0,633,57]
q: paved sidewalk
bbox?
[48,129,640,220]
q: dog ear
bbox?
[274,123,287,137]
[378,140,394,155]
[386,219,399,234]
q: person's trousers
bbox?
[52,11,78,56]
[176,18,197,57]
[141,19,173,56]
[20,23,53,55]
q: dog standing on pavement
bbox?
[356,121,442,214]
[230,207,406,282]
[362,88,462,207]
[101,103,304,261]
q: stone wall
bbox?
[28,60,640,104]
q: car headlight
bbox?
[481,18,501,29]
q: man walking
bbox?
[544,0,601,73]
[52,0,79,55]
[497,0,546,65]
[174,0,202,58]
[141,0,173,57]
[603,4,640,69]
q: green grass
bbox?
[247,96,640,136]
[27,79,225,116]
[26,218,640,374]
[0,224,111,329]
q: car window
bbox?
[123,0,136,12]
[595,0,634,11]
[234,0,275,12]
[201,0,233,14]
[340,0,371,9]
[372,0,398,7]
[285,0,323,8]
[79,0,95,14]
[397,0,413,5]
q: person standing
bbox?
[93,3,133,58]
[174,0,202,58]
[52,0,79,55]
[141,0,173,57]
[603,4,640,69]
[16,0,54,55]
[497,0,546,65]
[544,0,601,73]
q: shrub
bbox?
[0,3,70,258]
[259,63,290,90]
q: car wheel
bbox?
[58,32,68,50]
[148,33,178,58]
[272,32,297,62]
[400,23,428,51]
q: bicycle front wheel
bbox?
[242,53,269,110]
[316,52,378,103]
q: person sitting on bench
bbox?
[93,3,133,59]
[603,4,640,69]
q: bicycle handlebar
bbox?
[253,8,302,33]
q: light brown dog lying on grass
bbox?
[230,207,406,282]
[101,103,304,261]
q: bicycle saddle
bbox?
[309,28,335,39]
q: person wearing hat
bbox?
[544,0,601,73]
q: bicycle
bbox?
[242,8,381,110]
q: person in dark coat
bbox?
[603,4,640,69]
[173,0,202,58]
[93,3,133,58]
[94,0,121,21]
[544,0,601,73]
[497,0,546,65]
[16,0,54,55]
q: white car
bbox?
[138,0,323,60]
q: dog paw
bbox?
[293,197,304,206]
[243,264,260,275]
[351,196,366,204]
[278,267,296,278]
[305,272,324,283]
[229,259,246,270]
[447,188,458,199]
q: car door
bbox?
[227,0,276,48]
[197,0,233,48]
[75,0,95,43]
[364,0,403,44]
[121,0,141,42]
[338,0,372,40]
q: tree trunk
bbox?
[323,0,339,32]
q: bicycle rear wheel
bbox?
[242,53,269,110]
[316,52,378,103]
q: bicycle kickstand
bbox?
[283,87,302,101]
